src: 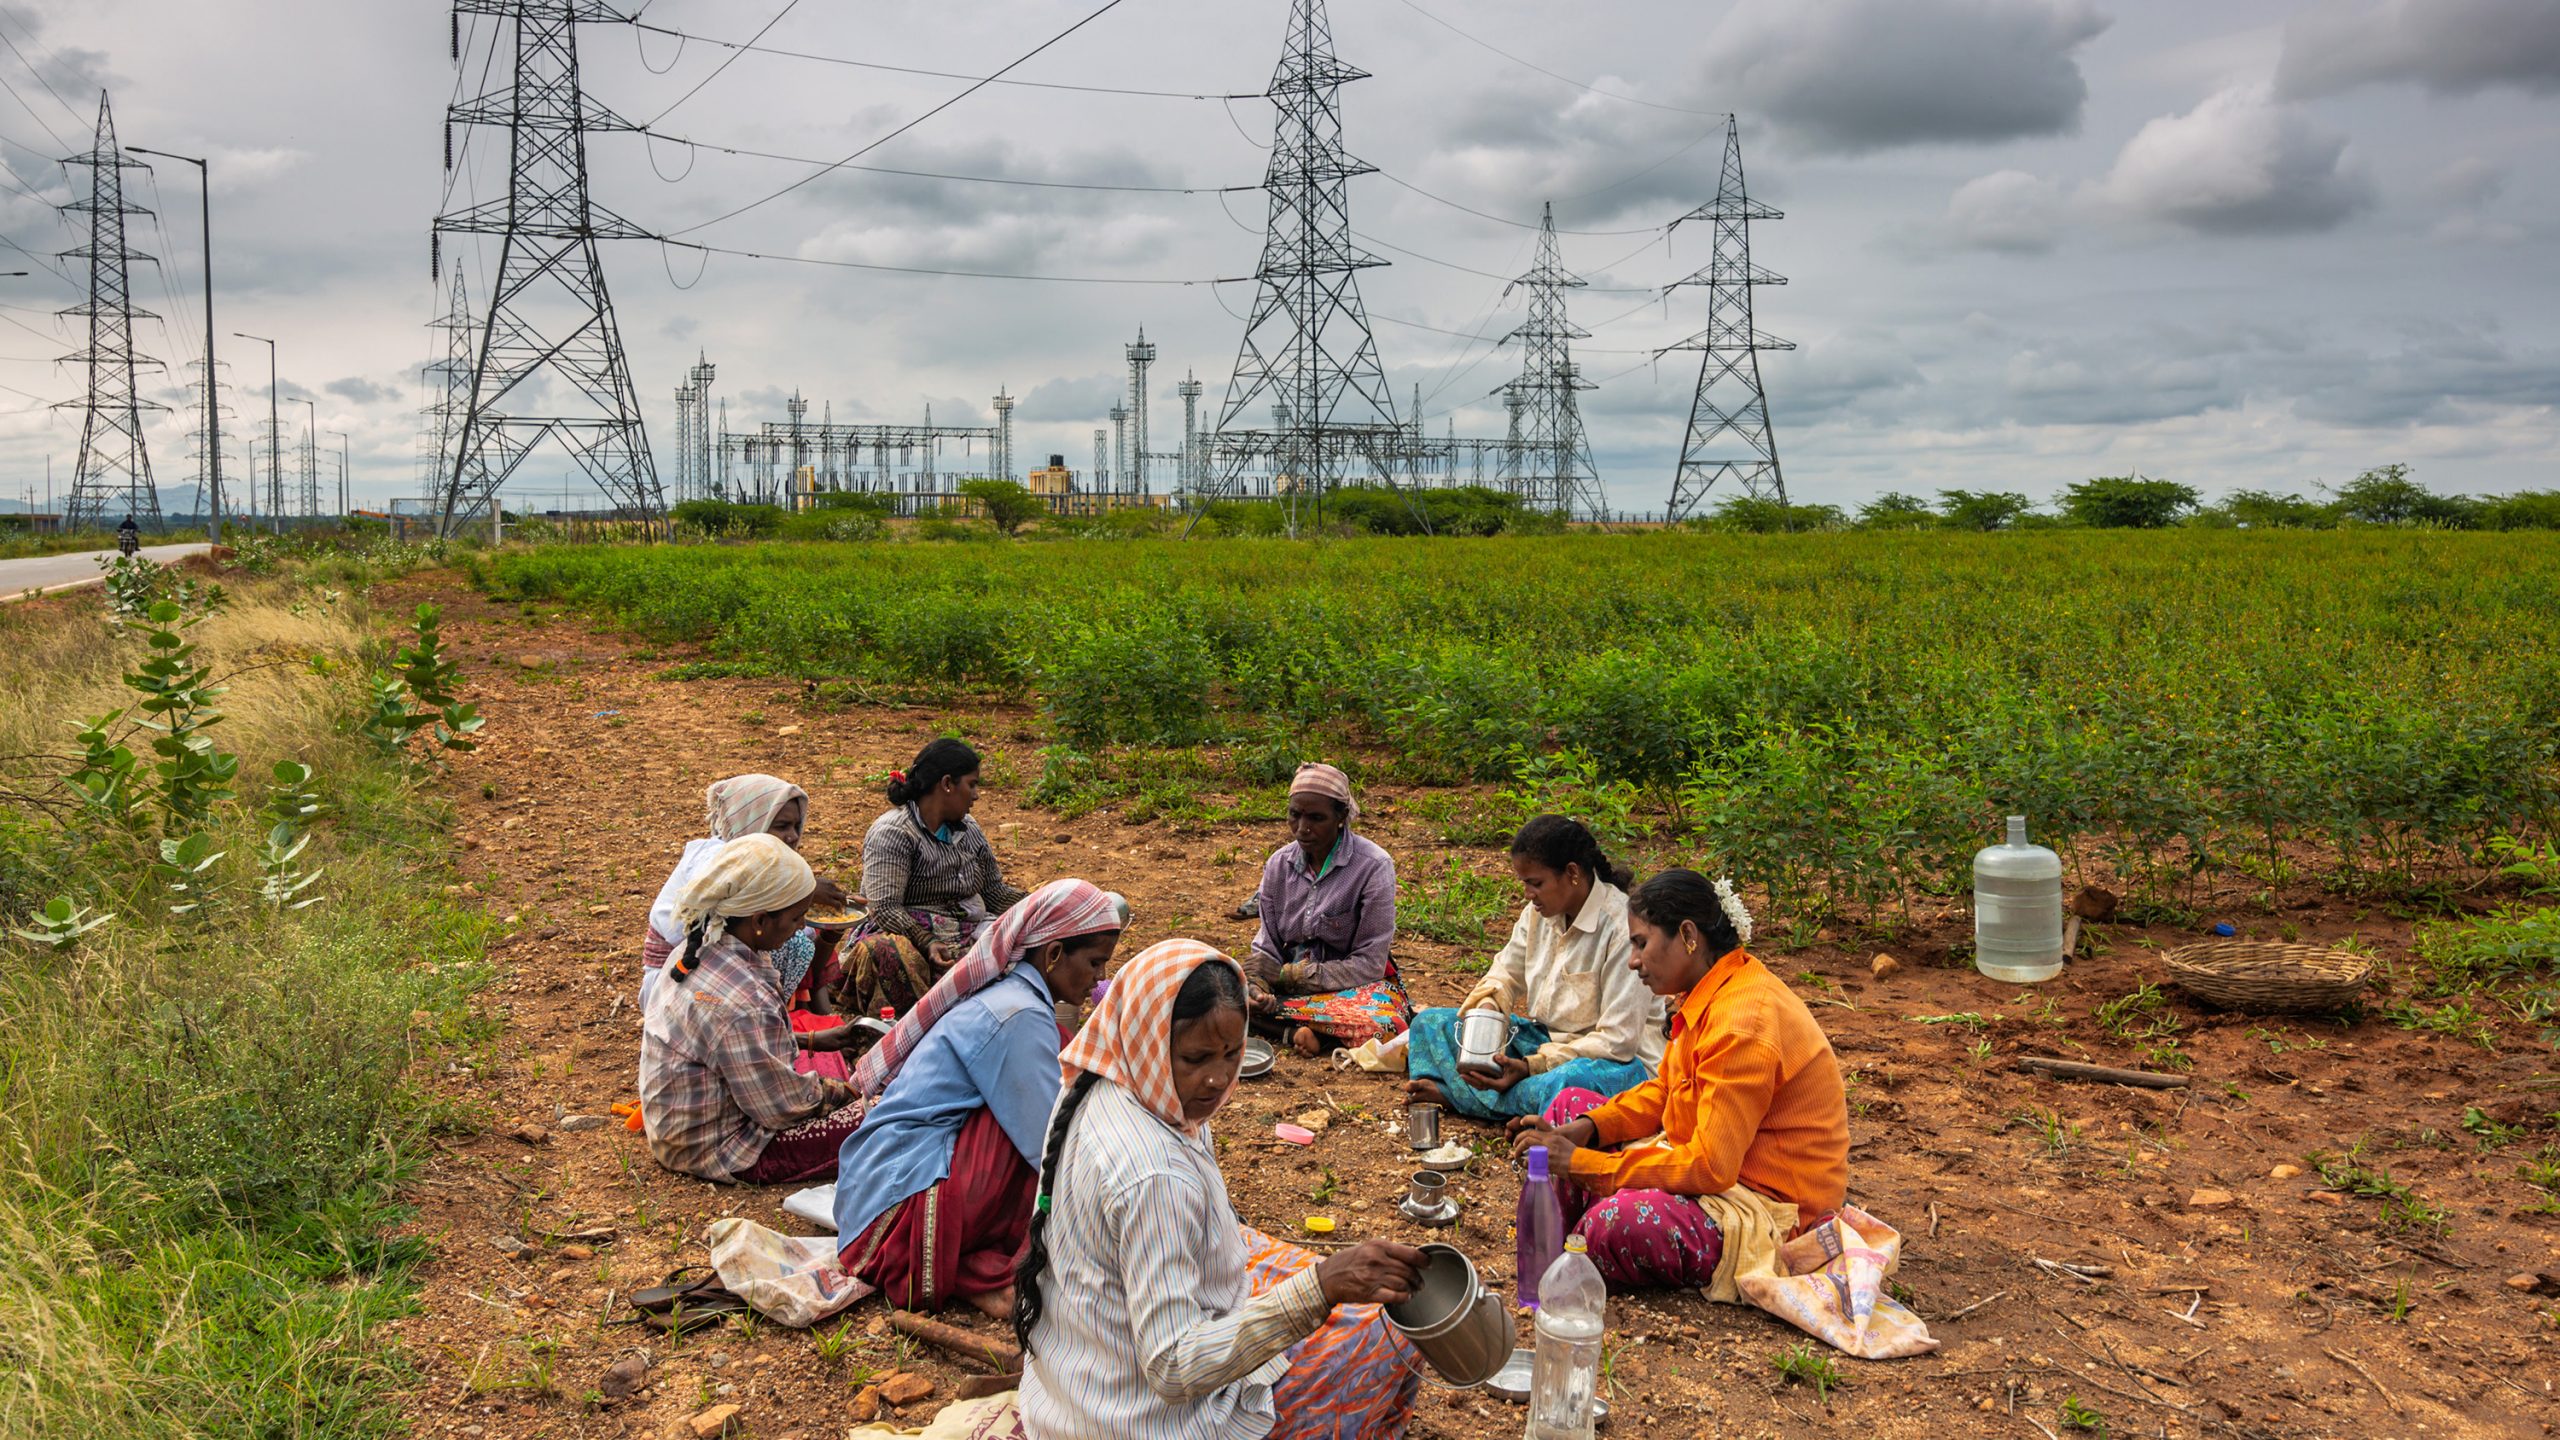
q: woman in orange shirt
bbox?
[1507,868,1849,1289]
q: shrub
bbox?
[2060,475,2198,528]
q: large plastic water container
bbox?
[1974,814,2064,983]
[1526,1236,1605,1440]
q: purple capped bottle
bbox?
[1516,1144,1565,1310]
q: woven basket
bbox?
[2164,940,2375,1014]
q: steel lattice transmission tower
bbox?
[1123,328,1155,495]
[1662,115,1790,522]
[1199,0,1415,531]
[433,0,662,537]
[990,387,1015,483]
[1503,202,1604,519]
[57,93,165,532]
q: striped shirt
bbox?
[859,805,1026,950]
[1021,1081,1329,1440]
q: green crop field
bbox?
[486,531,2560,927]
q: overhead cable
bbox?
[1381,0,1719,116]
[629,20,1261,101]
[657,236,1248,287]
[637,126,1258,194]
[641,0,807,128]
[666,0,1140,239]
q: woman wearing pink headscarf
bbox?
[830,879,1127,1317]
[1245,762,1407,1056]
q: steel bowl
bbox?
[1485,1348,1609,1420]
[1240,1036,1276,1079]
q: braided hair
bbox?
[1509,814,1632,891]
[1014,960,1247,1357]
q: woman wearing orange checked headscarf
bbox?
[1013,940,1427,1440]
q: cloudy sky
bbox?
[3,0,2556,517]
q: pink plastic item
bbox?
[1274,1123,1317,1146]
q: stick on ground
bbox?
[889,1310,1022,1373]
[2016,1056,2192,1089]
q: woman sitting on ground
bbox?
[1505,868,1848,1290]
[844,738,1027,1019]
[1017,939,1428,1440]
[1245,763,1405,1056]
[1405,815,1660,1122]
[830,879,1126,1319]
[639,773,852,1013]
[638,834,868,1185]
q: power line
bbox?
[637,126,1258,194]
[631,20,1262,101]
[666,0,1140,239]
[1350,227,1655,292]
[0,70,68,154]
[642,0,806,127]
[1381,0,1718,117]
[0,8,93,130]
[1373,170,1663,237]
[657,236,1245,287]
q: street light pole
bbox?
[125,148,219,538]
[328,431,350,518]
[233,331,279,534]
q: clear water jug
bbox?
[1526,1236,1605,1440]
[1974,814,2064,983]
[1515,1145,1565,1310]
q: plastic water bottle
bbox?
[1974,814,2064,984]
[1515,1145,1565,1310]
[1526,1235,1605,1440]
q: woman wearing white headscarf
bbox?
[637,774,851,1012]
[638,833,868,1184]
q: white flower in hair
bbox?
[1713,875,1754,946]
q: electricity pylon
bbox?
[433,0,662,537]
[57,92,164,531]
[1503,202,1604,520]
[1662,114,1790,522]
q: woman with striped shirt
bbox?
[1014,939,1427,1440]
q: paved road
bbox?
[0,542,216,601]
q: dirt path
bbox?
[388,573,2560,1440]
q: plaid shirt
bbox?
[639,934,828,1179]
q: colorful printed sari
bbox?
[1271,975,1412,1049]
[1243,1227,1422,1440]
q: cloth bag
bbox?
[846,1392,1022,1439]
[705,1216,874,1327]
[1697,1190,1937,1359]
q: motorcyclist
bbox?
[115,514,139,557]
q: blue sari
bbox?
[1406,1006,1651,1122]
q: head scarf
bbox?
[1288,762,1358,824]
[705,774,808,842]
[1060,938,1245,1135]
[665,832,817,984]
[853,878,1127,1097]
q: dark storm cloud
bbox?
[2276,0,2560,99]
[1701,0,2111,154]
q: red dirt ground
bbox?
[385,574,2560,1440]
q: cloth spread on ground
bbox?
[844,1393,1022,1440]
[856,877,1118,1097]
[1406,1008,1649,1121]
[707,1215,873,1327]
[1568,947,1849,1216]
[1457,884,1663,1073]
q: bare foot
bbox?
[1405,1078,1450,1108]
[965,1285,1016,1322]
[1289,1025,1322,1057]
